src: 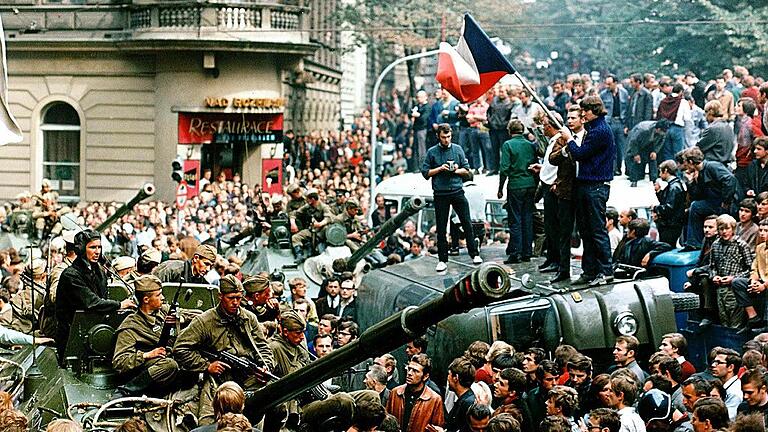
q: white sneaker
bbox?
[473,255,483,265]
[436,261,448,272]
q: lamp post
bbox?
[368,49,439,213]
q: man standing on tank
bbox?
[422,123,483,272]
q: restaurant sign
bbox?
[178,112,283,145]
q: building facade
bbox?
[2,0,340,203]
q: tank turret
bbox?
[95,183,156,232]
[332,196,425,273]
[245,262,512,414]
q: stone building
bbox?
[1,0,340,203]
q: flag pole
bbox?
[512,70,564,129]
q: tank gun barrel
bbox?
[332,196,425,273]
[245,262,512,414]
[95,184,155,233]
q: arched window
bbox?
[41,102,80,199]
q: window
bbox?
[41,102,80,200]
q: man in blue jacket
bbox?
[422,123,482,272]
[559,95,616,286]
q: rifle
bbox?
[158,277,185,348]
[199,348,277,385]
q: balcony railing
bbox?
[128,3,305,32]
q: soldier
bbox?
[330,187,349,215]
[285,184,306,215]
[55,229,136,362]
[265,309,311,432]
[174,274,275,426]
[243,273,280,323]
[153,244,216,284]
[112,256,136,280]
[290,189,334,262]
[112,275,180,395]
[331,199,369,252]
[9,258,47,334]
[31,192,62,240]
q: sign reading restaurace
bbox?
[178,112,283,144]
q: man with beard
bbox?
[55,229,136,362]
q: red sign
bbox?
[262,159,283,195]
[176,182,188,209]
[182,159,200,198]
[178,112,283,144]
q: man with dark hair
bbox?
[522,347,546,392]
[697,100,736,165]
[587,408,622,432]
[656,83,690,162]
[658,357,685,413]
[492,368,531,428]
[444,357,476,432]
[653,159,687,247]
[599,75,629,176]
[684,215,720,328]
[744,137,768,200]
[315,276,340,318]
[710,346,743,420]
[560,95,615,287]
[614,217,672,269]
[628,73,654,131]
[386,354,444,432]
[422,123,481,272]
[351,400,386,432]
[528,359,560,429]
[406,336,428,358]
[466,404,492,432]
[659,333,696,380]
[626,119,669,186]
[735,97,760,193]
[612,335,648,382]
[691,397,729,432]
[681,146,738,250]
[681,376,714,413]
[737,367,768,424]
[566,354,593,419]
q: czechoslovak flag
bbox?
[436,14,515,103]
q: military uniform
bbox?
[243,274,279,323]
[113,303,179,383]
[331,199,368,252]
[286,184,306,218]
[291,201,334,248]
[173,275,274,425]
[153,244,216,285]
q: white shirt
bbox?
[572,128,586,176]
[540,134,560,186]
[618,406,646,432]
[723,375,743,421]
[464,182,486,221]
[673,94,692,127]
[609,227,623,253]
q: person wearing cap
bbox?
[286,184,306,215]
[112,275,180,395]
[243,273,279,323]
[40,229,79,337]
[112,256,136,279]
[55,229,136,362]
[265,308,311,429]
[133,247,162,278]
[330,188,349,216]
[8,258,47,334]
[174,274,275,425]
[290,189,334,262]
[31,191,61,240]
[331,198,369,252]
[626,119,670,187]
[153,243,217,285]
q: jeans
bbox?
[542,187,559,265]
[434,191,479,262]
[686,199,726,248]
[458,127,474,168]
[660,125,685,162]
[467,128,490,170]
[556,197,576,274]
[574,182,613,277]
[488,129,508,172]
[414,129,428,165]
[506,187,535,259]
[609,118,626,174]
[629,154,658,182]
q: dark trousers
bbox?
[488,129,508,172]
[660,125,685,162]
[574,182,613,277]
[542,187,559,265]
[556,197,576,275]
[657,225,683,247]
[732,277,766,313]
[506,187,535,259]
[609,118,626,174]
[686,199,726,248]
[629,154,658,182]
[435,191,479,262]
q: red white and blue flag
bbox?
[436,14,515,103]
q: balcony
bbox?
[2,1,313,54]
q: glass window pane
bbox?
[43,130,79,163]
[43,164,79,197]
[43,103,80,126]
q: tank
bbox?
[94,183,156,233]
[245,261,512,414]
[232,196,425,298]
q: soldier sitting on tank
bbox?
[329,187,349,215]
[31,192,62,240]
[8,258,47,334]
[243,273,280,324]
[264,309,312,432]
[613,218,672,272]
[290,188,334,262]
[55,229,136,363]
[153,243,216,285]
[112,275,180,395]
[173,274,275,426]
[285,183,306,214]
[331,198,369,252]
